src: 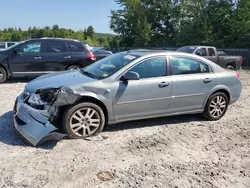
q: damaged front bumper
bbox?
[14,93,65,146]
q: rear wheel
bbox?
[67,65,81,70]
[0,66,7,84]
[63,102,105,139]
[202,92,228,121]
[226,65,234,70]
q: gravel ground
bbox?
[0,71,250,188]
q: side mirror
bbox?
[121,71,140,81]
[14,48,21,55]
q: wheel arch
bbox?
[75,95,109,123]
[66,64,82,70]
[203,86,231,108]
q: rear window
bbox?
[67,41,86,52]
[176,46,197,53]
[0,43,5,49]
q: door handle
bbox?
[158,82,169,88]
[64,56,71,59]
[203,78,212,83]
[34,56,42,60]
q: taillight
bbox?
[236,72,240,79]
[240,57,243,66]
[87,53,96,61]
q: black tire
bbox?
[63,102,105,139]
[0,66,7,84]
[202,92,229,121]
[67,65,81,70]
[226,65,234,70]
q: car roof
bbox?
[25,37,81,42]
[180,45,215,48]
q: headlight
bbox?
[28,88,59,106]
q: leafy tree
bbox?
[87,26,95,39]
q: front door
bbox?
[169,56,216,112]
[113,57,172,121]
[9,40,45,76]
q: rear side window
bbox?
[46,40,67,52]
[171,57,210,75]
[67,41,85,52]
[208,48,215,56]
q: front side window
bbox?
[195,48,207,56]
[7,42,16,48]
[19,42,42,53]
[83,53,140,79]
[171,57,210,75]
[46,40,66,52]
[129,57,167,79]
[0,43,5,49]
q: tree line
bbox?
[0,25,114,47]
[110,0,250,48]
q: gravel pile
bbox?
[0,71,249,188]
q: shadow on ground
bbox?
[0,111,60,149]
[0,110,205,148]
[104,114,205,132]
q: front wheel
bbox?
[202,92,229,121]
[63,102,105,139]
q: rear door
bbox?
[41,40,70,72]
[169,56,216,112]
[8,40,46,76]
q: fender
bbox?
[0,54,11,76]
[202,85,231,108]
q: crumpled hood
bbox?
[26,70,95,92]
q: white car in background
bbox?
[0,42,19,51]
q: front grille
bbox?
[15,116,26,126]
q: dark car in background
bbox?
[92,47,113,61]
[0,38,96,83]
[177,46,242,70]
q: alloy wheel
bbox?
[209,96,227,118]
[0,69,3,80]
[69,107,101,137]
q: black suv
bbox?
[0,38,96,83]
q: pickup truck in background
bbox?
[0,42,19,51]
[176,46,242,70]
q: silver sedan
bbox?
[14,50,242,146]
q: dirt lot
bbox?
[0,71,250,188]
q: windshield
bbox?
[176,46,197,53]
[83,52,139,79]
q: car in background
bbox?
[176,46,242,70]
[13,50,242,146]
[0,41,19,51]
[92,47,113,60]
[0,38,96,83]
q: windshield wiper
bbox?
[81,70,97,79]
